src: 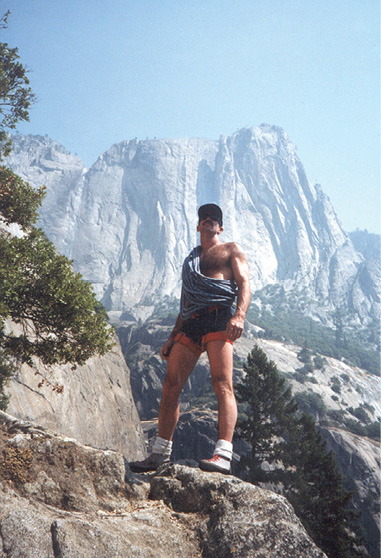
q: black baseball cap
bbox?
[198,203,223,226]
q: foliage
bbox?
[0,171,114,404]
[331,384,341,394]
[0,349,14,409]
[0,226,114,368]
[364,420,381,440]
[236,345,367,558]
[235,345,299,482]
[293,391,327,419]
[0,16,114,404]
[0,166,46,227]
[347,405,371,425]
[341,417,380,441]
[282,413,365,558]
[297,345,313,364]
[297,362,314,374]
[313,354,326,370]
[0,11,36,160]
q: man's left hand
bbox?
[226,314,244,341]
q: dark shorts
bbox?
[175,305,234,357]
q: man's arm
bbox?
[160,313,184,360]
[226,244,251,341]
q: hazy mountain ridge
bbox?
[6,126,379,329]
[349,229,380,262]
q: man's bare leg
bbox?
[157,342,199,440]
[199,340,236,474]
[129,341,198,472]
[206,340,237,442]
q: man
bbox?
[130,203,250,474]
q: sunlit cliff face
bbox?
[6,127,379,326]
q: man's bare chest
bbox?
[199,246,232,279]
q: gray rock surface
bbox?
[5,336,145,460]
[6,127,380,325]
[0,411,327,558]
[349,230,381,262]
[150,464,328,558]
[4,127,379,556]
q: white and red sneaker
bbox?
[199,454,232,474]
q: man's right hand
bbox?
[226,314,245,341]
[160,338,175,361]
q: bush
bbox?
[294,391,327,418]
[344,418,365,436]
[313,355,326,370]
[348,406,370,424]
[365,421,381,440]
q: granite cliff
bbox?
[4,126,380,554]
[4,335,145,460]
[6,127,380,327]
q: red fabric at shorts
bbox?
[174,330,233,357]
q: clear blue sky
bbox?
[3,0,380,233]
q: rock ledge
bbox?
[0,411,326,557]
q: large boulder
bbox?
[0,411,327,558]
[150,464,327,558]
[5,336,145,460]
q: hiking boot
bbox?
[128,453,170,473]
[199,454,232,474]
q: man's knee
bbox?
[212,376,234,398]
[162,368,186,398]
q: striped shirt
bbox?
[180,246,238,320]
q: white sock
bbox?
[152,436,173,458]
[214,439,233,460]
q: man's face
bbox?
[197,214,223,234]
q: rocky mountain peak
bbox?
[5,127,379,326]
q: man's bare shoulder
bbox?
[223,242,247,258]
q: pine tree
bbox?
[282,412,365,558]
[236,345,366,558]
[235,344,298,483]
[0,173,115,404]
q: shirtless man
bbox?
[129,203,250,474]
